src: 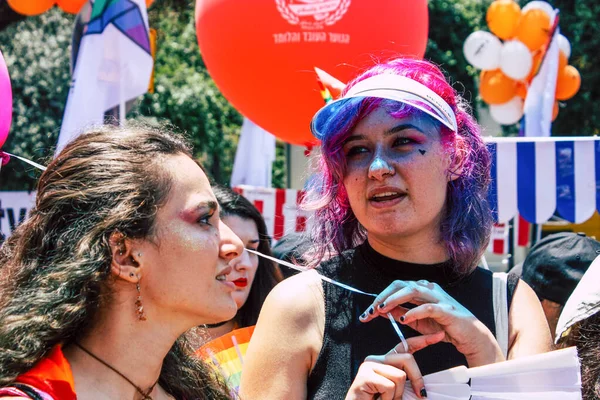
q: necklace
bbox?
[203,320,229,329]
[74,342,159,400]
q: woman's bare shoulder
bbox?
[260,269,324,324]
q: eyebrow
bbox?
[386,123,425,135]
[198,200,218,212]
[344,123,425,145]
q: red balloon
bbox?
[195,0,428,145]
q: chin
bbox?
[232,293,249,310]
[203,300,238,325]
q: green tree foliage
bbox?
[135,1,243,184]
[0,8,71,190]
[550,1,600,135]
[425,0,488,112]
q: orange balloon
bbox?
[7,0,54,15]
[195,0,429,145]
[558,50,568,72]
[515,81,528,99]
[486,0,521,40]
[515,9,551,51]
[555,65,581,101]
[56,0,86,14]
[480,69,518,105]
[552,101,559,121]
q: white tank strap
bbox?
[492,272,509,359]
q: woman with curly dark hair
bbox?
[202,185,283,340]
[0,124,243,399]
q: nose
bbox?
[368,156,395,181]
[218,220,244,262]
[230,249,252,271]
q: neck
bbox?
[205,319,236,341]
[63,288,191,399]
[367,230,448,264]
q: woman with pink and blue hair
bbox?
[240,58,551,400]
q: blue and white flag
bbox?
[57,0,152,153]
[488,138,600,224]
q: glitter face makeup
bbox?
[342,109,449,243]
[302,58,493,273]
[134,155,244,326]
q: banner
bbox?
[0,191,36,241]
[487,137,600,224]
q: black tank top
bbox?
[306,241,518,400]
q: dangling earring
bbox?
[135,277,147,321]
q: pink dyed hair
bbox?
[303,58,492,274]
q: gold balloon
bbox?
[56,0,87,14]
[7,0,54,16]
[487,0,521,40]
[480,69,518,105]
[555,65,581,101]
[515,9,551,51]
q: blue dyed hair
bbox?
[303,58,492,274]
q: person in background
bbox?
[202,185,283,340]
[555,254,600,399]
[519,232,600,336]
[0,125,243,400]
[271,232,313,279]
[241,58,551,400]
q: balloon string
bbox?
[1,151,47,171]
[246,248,409,352]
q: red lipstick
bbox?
[233,278,248,288]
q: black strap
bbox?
[9,383,44,400]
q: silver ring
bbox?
[393,348,399,354]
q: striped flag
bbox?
[487,138,599,225]
[233,186,311,241]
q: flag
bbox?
[488,223,509,255]
[57,0,153,153]
[230,118,276,188]
[524,13,560,137]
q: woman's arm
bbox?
[507,279,553,359]
[240,270,325,400]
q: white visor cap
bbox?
[311,74,458,140]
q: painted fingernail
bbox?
[368,306,374,315]
[360,313,367,319]
[420,388,427,398]
[400,316,405,322]
[378,302,385,309]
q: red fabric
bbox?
[15,346,77,400]
[273,189,286,240]
[492,238,505,255]
[517,214,530,247]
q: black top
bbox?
[306,241,518,400]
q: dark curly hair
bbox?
[0,123,232,399]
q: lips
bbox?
[233,278,248,288]
[367,186,407,202]
[216,266,232,282]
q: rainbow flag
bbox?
[197,326,255,393]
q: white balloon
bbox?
[490,96,524,125]
[557,34,571,59]
[500,40,533,80]
[463,31,502,70]
[522,1,555,20]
